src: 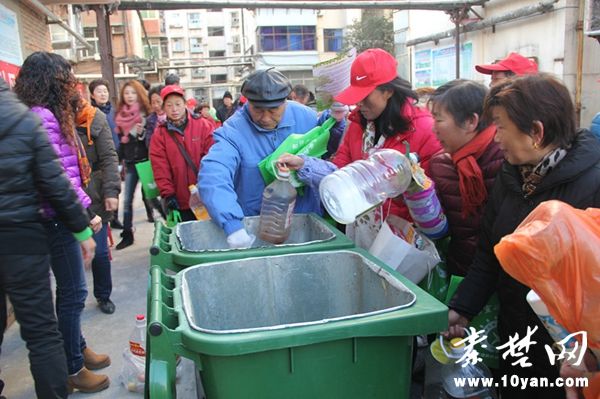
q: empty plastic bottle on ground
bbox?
[188,184,210,221]
[258,166,297,244]
[439,337,497,399]
[129,314,146,357]
[319,149,412,224]
[121,314,147,392]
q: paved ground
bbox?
[1,194,198,398]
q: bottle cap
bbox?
[136,314,145,321]
[276,163,290,178]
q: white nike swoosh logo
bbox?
[356,75,367,81]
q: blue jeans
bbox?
[91,223,112,301]
[123,163,140,231]
[45,221,88,375]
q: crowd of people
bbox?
[0,46,598,399]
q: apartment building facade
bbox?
[254,8,360,92]
[164,8,255,107]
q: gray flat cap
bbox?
[241,68,292,107]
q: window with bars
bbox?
[188,13,201,29]
[258,26,316,52]
[231,12,240,28]
[143,44,159,59]
[210,74,227,83]
[209,50,225,57]
[323,29,343,52]
[190,37,203,53]
[192,68,206,78]
[111,25,125,35]
[80,27,99,58]
[208,26,225,36]
[171,38,185,52]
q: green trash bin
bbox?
[146,248,447,399]
[150,213,355,272]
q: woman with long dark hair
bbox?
[14,51,110,393]
[280,48,441,248]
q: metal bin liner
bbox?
[181,250,416,334]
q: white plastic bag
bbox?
[120,349,145,393]
[369,215,440,283]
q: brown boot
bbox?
[67,367,110,393]
[83,347,111,370]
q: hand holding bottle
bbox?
[277,153,304,171]
[442,309,469,339]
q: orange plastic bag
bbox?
[494,200,600,351]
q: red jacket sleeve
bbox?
[149,129,176,199]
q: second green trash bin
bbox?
[147,248,447,399]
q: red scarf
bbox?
[115,102,142,136]
[451,125,496,218]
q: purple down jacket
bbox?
[31,106,91,217]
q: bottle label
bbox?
[283,201,296,229]
[129,341,146,357]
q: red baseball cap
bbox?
[475,52,538,76]
[335,48,398,105]
[160,84,185,101]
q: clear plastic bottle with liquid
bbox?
[258,166,297,244]
[129,314,146,357]
[319,149,413,224]
[440,338,497,399]
[188,184,210,221]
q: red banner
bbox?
[0,60,20,89]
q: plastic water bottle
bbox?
[188,184,210,221]
[258,166,297,244]
[526,290,576,348]
[129,314,146,357]
[319,149,413,224]
[440,338,497,399]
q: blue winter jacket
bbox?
[199,101,320,235]
[591,113,600,141]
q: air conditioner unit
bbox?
[585,0,600,36]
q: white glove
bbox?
[227,228,256,249]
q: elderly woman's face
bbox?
[492,106,537,165]
[357,88,393,121]
[431,103,474,154]
[164,95,186,123]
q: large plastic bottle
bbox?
[526,290,576,348]
[129,314,146,357]
[188,184,210,221]
[440,338,497,399]
[258,166,297,244]
[319,149,413,224]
